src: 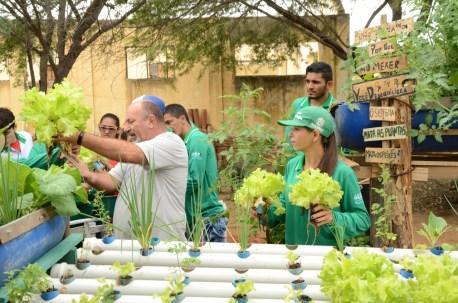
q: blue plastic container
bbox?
[334,102,458,152]
[333,101,382,151]
[0,215,66,286]
[40,289,60,301]
[412,110,458,152]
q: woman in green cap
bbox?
[270,106,370,245]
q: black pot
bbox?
[118,275,133,286]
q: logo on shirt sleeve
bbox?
[191,151,202,160]
[353,192,364,204]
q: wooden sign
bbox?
[363,124,407,142]
[365,147,402,164]
[352,74,415,101]
[355,17,414,44]
[357,55,408,75]
[368,39,396,57]
[369,106,396,121]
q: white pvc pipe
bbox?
[49,294,330,303]
[51,263,322,285]
[83,237,458,260]
[50,278,327,300]
[78,249,324,270]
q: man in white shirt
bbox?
[61,96,188,241]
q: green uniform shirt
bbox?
[269,154,370,245]
[15,143,63,169]
[184,125,224,231]
[283,94,335,148]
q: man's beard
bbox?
[309,89,327,100]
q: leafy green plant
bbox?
[229,279,255,303]
[71,279,118,303]
[289,169,343,210]
[234,201,257,253]
[417,212,450,248]
[371,164,397,248]
[181,257,201,272]
[285,251,300,266]
[284,285,313,303]
[401,254,458,302]
[20,79,91,148]
[155,273,187,303]
[188,181,206,251]
[234,168,285,214]
[330,222,346,252]
[111,261,136,279]
[5,264,53,303]
[319,249,409,303]
[209,83,288,192]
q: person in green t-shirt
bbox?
[271,106,370,245]
[164,104,227,242]
[284,62,335,149]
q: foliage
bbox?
[285,251,300,265]
[235,200,258,252]
[284,285,313,303]
[155,273,187,303]
[5,264,52,303]
[92,190,114,235]
[0,159,85,225]
[20,79,91,147]
[416,211,450,248]
[319,249,409,303]
[209,84,288,191]
[289,168,343,209]
[405,0,458,123]
[188,181,206,250]
[0,0,147,91]
[71,279,117,303]
[0,155,31,225]
[234,168,285,214]
[130,0,348,77]
[181,257,201,268]
[330,222,346,252]
[401,254,458,302]
[345,234,370,247]
[371,164,397,248]
[118,160,156,250]
[111,261,136,278]
[232,279,255,297]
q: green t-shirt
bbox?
[184,126,224,231]
[283,94,335,149]
[269,154,370,245]
[15,143,63,169]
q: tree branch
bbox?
[365,0,388,28]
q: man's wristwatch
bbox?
[77,131,85,145]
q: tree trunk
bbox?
[388,0,403,21]
[39,53,48,92]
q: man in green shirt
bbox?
[284,62,335,146]
[164,104,227,242]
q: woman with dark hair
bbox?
[96,113,121,170]
[270,106,370,245]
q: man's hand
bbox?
[311,205,333,227]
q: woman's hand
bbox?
[311,205,333,227]
[66,154,90,179]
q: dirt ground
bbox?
[223,180,458,247]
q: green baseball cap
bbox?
[278,106,336,138]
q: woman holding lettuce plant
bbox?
[269,106,370,245]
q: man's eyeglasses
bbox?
[99,125,118,132]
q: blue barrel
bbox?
[334,102,458,152]
[0,215,66,286]
[412,110,458,152]
[333,101,382,151]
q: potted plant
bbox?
[92,190,115,244]
[59,268,75,285]
[291,277,307,290]
[289,168,343,244]
[181,257,201,273]
[111,261,136,286]
[72,279,121,302]
[156,273,187,303]
[76,248,91,270]
[229,279,255,303]
[188,182,206,258]
[284,285,313,303]
[286,251,303,275]
[417,212,450,255]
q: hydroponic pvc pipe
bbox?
[83,237,429,260]
[51,263,322,285]
[49,294,330,303]
[78,249,325,270]
[50,278,327,300]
